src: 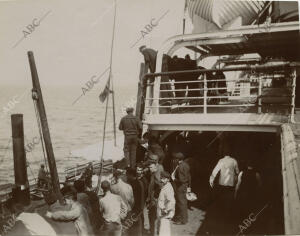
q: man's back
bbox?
[119,114,141,136]
[38,168,46,180]
[99,192,124,223]
[212,156,239,187]
[111,179,134,211]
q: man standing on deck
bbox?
[38,164,48,188]
[146,156,164,236]
[111,169,135,212]
[119,107,142,168]
[99,180,127,236]
[126,168,145,235]
[157,171,175,236]
[172,152,191,225]
[209,155,240,193]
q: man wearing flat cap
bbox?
[157,171,175,236]
[119,107,142,168]
[171,152,191,225]
[139,45,157,73]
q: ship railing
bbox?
[64,160,113,182]
[142,63,298,120]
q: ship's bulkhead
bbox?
[161,130,284,235]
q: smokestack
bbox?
[11,114,30,205]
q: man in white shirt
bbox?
[209,155,240,190]
[99,180,127,236]
[110,170,134,212]
[157,171,175,236]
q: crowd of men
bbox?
[38,150,190,236]
[23,107,263,236]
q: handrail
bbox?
[145,95,292,100]
[142,62,298,81]
[148,76,287,85]
[149,79,255,85]
[142,63,298,117]
[146,104,257,108]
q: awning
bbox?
[199,29,300,61]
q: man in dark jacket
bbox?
[148,135,166,166]
[139,45,157,73]
[126,168,145,235]
[172,152,191,225]
[119,107,142,168]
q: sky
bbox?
[0,0,186,88]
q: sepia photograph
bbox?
[0,0,300,235]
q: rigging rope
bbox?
[95,0,117,193]
[33,98,49,174]
[95,92,110,194]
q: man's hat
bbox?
[160,171,171,179]
[139,45,146,51]
[113,169,123,177]
[126,107,134,113]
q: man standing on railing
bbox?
[139,45,157,73]
[119,107,142,168]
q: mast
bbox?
[183,0,188,34]
[110,0,117,147]
[27,51,64,204]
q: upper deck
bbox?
[139,22,300,132]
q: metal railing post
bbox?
[145,79,151,115]
[204,73,207,114]
[258,75,262,114]
[291,68,296,123]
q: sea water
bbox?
[0,84,136,185]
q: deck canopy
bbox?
[187,25,300,61]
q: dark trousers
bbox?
[148,204,157,236]
[175,183,188,223]
[174,82,186,98]
[124,135,138,168]
[128,213,143,236]
[101,222,122,236]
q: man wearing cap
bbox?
[148,135,166,166]
[99,180,127,236]
[146,155,164,236]
[38,164,48,188]
[111,170,134,212]
[139,45,157,73]
[157,171,175,236]
[119,107,142,169]
[172,152,191,225]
